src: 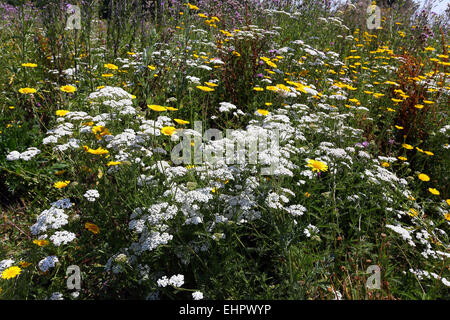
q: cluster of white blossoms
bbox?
[386,224,415,247]
[132,231,174,254]
[0,259,14,272]
[219,102,237,113]
[50,231,76,246]
[88,85,133,102]
[87,86,136,117]
[304,224,319,238]
[83,189,100,202]
[30,207,69,235]
[186,75,201,85]
[27,197,79,273]
[157,274,185,288]
[192,291,204,300]
[6,147,41,161]
[408,268,450,287]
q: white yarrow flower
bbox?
[192,291,204,300]
[83,189,100,202]
[50,231,76,246]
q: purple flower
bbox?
[356,141,369,148]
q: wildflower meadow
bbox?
[0,0,449,301]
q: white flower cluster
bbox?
[131,231,173,254]
[0,259,14,272]
[129,203,178,233]
[53,138,80,152]
[88,86,135,115]
[219,102,237,113]
[6,147,41,161]
[285,204,307,217]
[192,291,204,300]
[304,224,319,238]
[106,129,146,150]
[266,192,290,210]
[83,189,100,202]
[88,86,133,102]
[45,122,74,143]
[50,231,76,246]
[409,268,450,287]
[186,75,201,84]
[30,207,69,235]
[386,224,415,247]
[157,274,185,288]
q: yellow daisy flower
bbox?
[60,85,77,93]
[161,126,177,136]
[428,188,440,195]
[21,63,37,68]
[402,143,413,150]
[104,63,118,70]
[56,110,70,117]
[196,86,215,92]
[306,159,329,173]
[53,181,70,189]
[83,146,109,155]
[174,119,190,125]
[18,87,37,94]
[165,106,178,111]
[107,161,122,167]
[1,266,21,280]
[257,109,269,116]
[147,105,167,111]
